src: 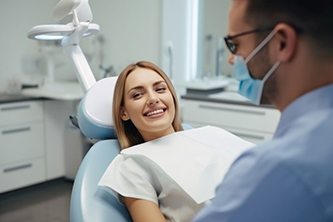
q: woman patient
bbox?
[99,61,220,222]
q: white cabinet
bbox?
[0,99,84,192]
[182,99,280,144]
[43,100,83,180]
[0,101,46,193]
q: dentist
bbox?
[193,0,333,221]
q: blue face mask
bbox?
[233,30,280,105]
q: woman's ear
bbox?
[121,107,130,121]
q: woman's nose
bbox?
[146,93,159,106]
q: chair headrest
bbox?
[77,77,118,140]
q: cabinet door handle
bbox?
[0,104,31,112]
[2,127,31,135]
[199,105,266,116]
[3,163,32,173]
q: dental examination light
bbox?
[28,0,117,139]
[27,0,99,91]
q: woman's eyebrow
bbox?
[127,86,144,95]
[127,80,167,94]
[153,80,166,86]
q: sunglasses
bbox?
[224,27,274,54]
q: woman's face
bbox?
[121,67,176,141]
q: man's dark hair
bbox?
[245,0,333,54]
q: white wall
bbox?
[0,0,162,92]
[0,0,57,92]
[89,0,162,73]
[204,0,229,39]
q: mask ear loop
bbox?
[254,61,280,105]
[262,61,281,82]
[245,29,278,64]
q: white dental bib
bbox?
[99,126,253,204]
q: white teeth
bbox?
[146,109,164,117]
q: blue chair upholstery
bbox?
[70,140,131,222]
[69,77,132,222]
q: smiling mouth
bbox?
[144,108,166,117]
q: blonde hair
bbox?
[113,61,183,149]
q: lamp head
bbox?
[27,23,99,41]
[27,24,74,40]
[27,0,96,41]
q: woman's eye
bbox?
[132,92,143,99]
[156,87,166,93]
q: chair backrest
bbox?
[77,77,118,140]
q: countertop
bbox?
[21,82,83,100]
[181,78,278,109]
[0,82,83,104]
[181,90,276,109]
[0,93,42,104]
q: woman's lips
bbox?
[144,108,166,117]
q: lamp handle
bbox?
[53,0,80,21]
[53,0,92,22]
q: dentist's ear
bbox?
[121,107,130,121]
[274,23,298,62]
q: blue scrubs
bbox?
[193,84,333,222]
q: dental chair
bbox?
[69,77,132,222]
[69,77,192,222]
